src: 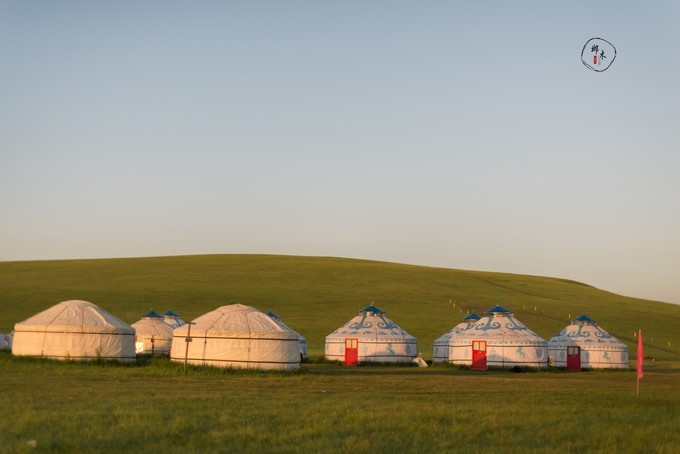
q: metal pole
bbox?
[184,322,195,375]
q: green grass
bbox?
[1,254,679,360]
[1,352,679,453]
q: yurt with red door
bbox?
[170,304,300,370]
[448,305,547,369]
[325,303,417,365]
[547,315,629,370]
[432,312,481,364]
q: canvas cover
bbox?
[131,317,174,355]
[548,316,629,369]
[12,300,136,362]
[449,305,548,368]
[267,311,307,359]
[325,304,418,363]
[170,304,300,370]
[432,313,480,364]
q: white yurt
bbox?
[162,310,186,328]
[131,310,174,355]
[267,311,307,360]
[170,304,301,370]
[448,305,547,369]
[325,303,418,364]
[432,313,481,364]
[548,315,629,370]
[12,300,136,362]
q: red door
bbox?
[471,340,487,370]
[566,346,581,371]
[344,338,358,366]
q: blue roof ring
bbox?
[462,313,481,321]
[571,315,597,325]
[484,305,513,315]
[358,303,385,314]
[144,310,162,318]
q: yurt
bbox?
[448,305,547,369]
[267,311,307,360]
[12,300,136,362]
[325,303,418,365]
[432,313,481,364]
[131,310,174,355]
[170,304,300,370]
[547,315,629,370]
[162,310,186,328]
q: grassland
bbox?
[1,254,679,452]
[1,353,679,453]
[1,254,679,360]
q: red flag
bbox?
[636,330,644,379]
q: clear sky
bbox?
[1,1,679,304]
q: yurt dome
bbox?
[162,310,186,328]
[548,315,629,370]
[12,300,136,362]
[325,303,418,365]
[267,311,307,359]
[131,316,174,355]
[432,313,480,364]
[170,304,301,370]
[448,305,547,369]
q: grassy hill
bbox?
[1,254,678,361]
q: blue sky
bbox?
[1,1,679,304]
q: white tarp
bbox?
[131,317,174,355]
[548,315,629,369]
[325,304,418,363]
[12,300,136,362]
[170,304,300,370]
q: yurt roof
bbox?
[449,305,546,343]
[327,304,415,341]
[175,304,298,339]
[144,310,162,318]
[549,317,626,347]
[14,300,134,334]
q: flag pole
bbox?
[636,329,643,398]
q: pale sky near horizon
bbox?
[1,2,679,304]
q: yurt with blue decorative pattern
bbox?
[432,313,480,364]
[325,303,417,365]
[547,315,628,370]
[267,311,307,360]
[448,305,547,369]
